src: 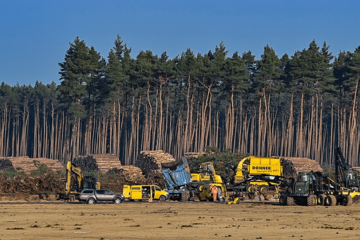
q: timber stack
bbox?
[135,150,176,178]
[281,157,323,178]
[91,154,122,173]
[73,155,99,173]
[0,157,65,174]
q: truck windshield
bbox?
[299,175,309,182]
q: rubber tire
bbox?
[87,198,95,204]
[326,195,337,206]
[159,195,166,202]
[279,194,287,205]
[317,194,326,206]
[307,195,317,206]
[114,198,122,204]
[181,192,188,202]
[286,196,296,206]
[343,195,352,206]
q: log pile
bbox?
[73,155,99,173]
[91,154,122,173]
[281,157,323,178]
[32,158,65,173]
[118,165,145,182]
[135,150,176,178]
[0,157,65,174]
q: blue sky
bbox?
[1,0,360,86]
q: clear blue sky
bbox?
[1,0,360,86]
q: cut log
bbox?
[135,150,176,178]
[280,157,323,179]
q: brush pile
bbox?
[184,152,205,168]
[135,150,176,178]
[281,157,323,178]
[0,158,15,171]
[0,173,63,194]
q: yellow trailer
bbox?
[123,185,169,202]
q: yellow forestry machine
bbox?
[57,161,100,201]
[225,156,286,204]
[191,162,227,201]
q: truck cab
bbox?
[123,185,168,202]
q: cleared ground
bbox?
[0,202,360,239]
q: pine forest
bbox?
[1,35,360,167]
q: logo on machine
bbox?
[252,166,271,170]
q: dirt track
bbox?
[1,202,360,239]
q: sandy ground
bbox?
[0,202,360,240]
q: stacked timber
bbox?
[32,158,65,173]
[281,157,323,178]
[135,150,176,178]
[73,155,99,173]
[118,165,145,182]
[91,154,122,174]
[0,157,65,174]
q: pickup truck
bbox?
[79,189,125,204]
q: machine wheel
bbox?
[181,192,188,202]
[307,195,317,206]
[286,196,296,206]
[343,195,352,206]
[159,195,166,202]
[114,198,122,204]
[317,194,326,206]
[87,198,95,204]
[279,194,287,205]
[326,195,337,206]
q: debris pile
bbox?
[184,152,205,168]
[281,157,323,178]
[0,174,63,194]
[0,158,15,171]
[135,150,176,178]
[353,167,360,178]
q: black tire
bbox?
[159,195,166,202]
[181,192,188,202]
[326,195,337,206]
[317,194,326,206]
[114,198,122,204]
[307,195,317,206]
[279,194,287,205]
[286,196,296,206]
[87,198,95,204]
[343,195,352,206]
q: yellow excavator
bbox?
[58,161,100,201]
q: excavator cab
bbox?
[343,170,359,190]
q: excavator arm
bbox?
[65,161,84,195]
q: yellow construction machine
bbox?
[226,156,287,203]
[58,161,101,201]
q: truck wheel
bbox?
[326,195,337,206]
[317,194,326,206]
[286,196,296,206]
[87,198,95,204]
[343,195,352,206]
[114,198,122,204]
[279,194,287,205]
[159,195,166,202]
[307,195,317,206]
[181,193,188,202]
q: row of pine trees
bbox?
[1,35,360,166]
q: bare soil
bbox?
[0,202,360,239]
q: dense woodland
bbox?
[1,35,360,167]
